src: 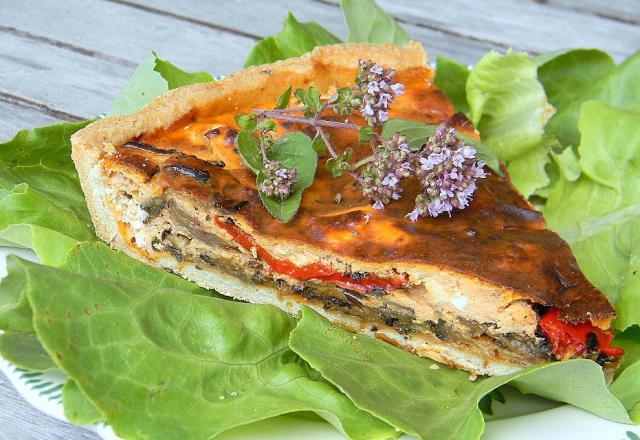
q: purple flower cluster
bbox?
[407,124,487,220]
[362,133,413,209]
[258,160,298,199]
[352,60,405,127]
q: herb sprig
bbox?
[236,60,488,222]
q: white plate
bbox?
[1,246,638,440]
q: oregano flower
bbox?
[352,60,405,127]
[258,160,298,199]
[237,60,485,223]
[408,124,487,220]
[362,133,413,209]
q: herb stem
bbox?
[259,139,268,162]
[352,155,374,170]
[316,125,339,159]
[317,125,361,182]
[254,109,361,131]
[272,107,306,113]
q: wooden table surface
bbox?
[0,0,638,438]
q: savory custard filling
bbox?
[102,162,620,371]
[105,171,552,368]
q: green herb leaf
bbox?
[340,0,410,44]
[244,13,341,67]
[358,126,374,143]
[544,102,640,330]
[11,256,394,440]
[326,148,353,177]
[257,132,318,222]
[108,53,214,116]
[63,380,105,425]
[382,118,501,174]
[235,114,258,131]
[382,118,435,150]
[329,87,352,105]
[434,55,471,116]
[275,86,292,109]
[236,130,263,172]
[312,135,327,153]
[290,307,631,440]
[295,86,323,114]
[257,119,278,133]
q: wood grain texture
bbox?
[112,0,499,63]
[0,29,131,118]
[0,0,256,72]
[0,0,639,438]
[99,0,640,63]
[0,99,67,142]
[0,373,98,440]
[545,0,640,24]
[374,0,640,61]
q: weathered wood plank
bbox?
[0,373,98,440]
[104,0,640,64]
[374,0,640,61]
[545,0,640,24]
[0,99,66,142]
[0,0,256,73]
[106,0,499,64]
[0,30,132,118]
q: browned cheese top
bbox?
[104,66,615,324]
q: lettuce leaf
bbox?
[340,0,410,44]
[9,256,395,440]
[465,50,557,198]
[61,241,209,295]
[0,256,50,372]
[290,308,631,440]
[0,256,35,332]
[467,51,554,162]
[0,52,215,252]
[433,55,471,115]
[0,121,95,246]
[543,50,640,148]
[537,49,615,117]
[244,13,341,67]
[505,137,555,198]
[544,102,640,330]
[108,52,214,116]
[611,327,640,422]
[0,331,54,371]
[62,380,105,425]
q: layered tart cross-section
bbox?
[71,42,622,376]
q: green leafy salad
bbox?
[1,0,639,438]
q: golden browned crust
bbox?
[71,42,427,151]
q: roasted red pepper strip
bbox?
[215,217,407,293]
[539,308,624,358]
